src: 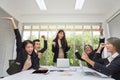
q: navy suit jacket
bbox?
[94,53,120,80]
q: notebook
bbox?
[57,58,70,68]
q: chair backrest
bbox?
[9,59,15,67]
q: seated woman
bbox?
[82,37,120,80]
[75,27,105,68]
[3,17,47,75]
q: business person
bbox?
[52,30,70,65]
[82,37,120,80]
[3,17,47,75]
[33,35,47,58]
[75,27,105,68]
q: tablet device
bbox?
[32,70,48,74]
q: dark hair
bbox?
[107,37,120,53]
[22,40,33,49]
[33,39,40,46]
[54,29,67,49]
[84,44,93,51]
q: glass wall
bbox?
[22,24,100,66]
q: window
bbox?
[22,24,101,66]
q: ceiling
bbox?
[0,0,120,23]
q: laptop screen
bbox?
[57,58,70,68]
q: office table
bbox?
[0,66,114,80]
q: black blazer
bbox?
[36,40,47,54]
[52,39,70,63]
[93,53,120,80]
[75,51,95,68]
[75,38,105,68]
[14,29,40,72]
[38,40,47,53]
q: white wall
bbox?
[0,7,18,77]
[108,12,120,38]
[0,0,20,21]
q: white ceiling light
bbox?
[75,0,85,10]
[36,0,47,10]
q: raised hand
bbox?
[68,42,71,47]
[2,17,14,20]
[100,43,105,48]
[75,45,79,50]
[98,26,103,36]
[38,52,43,58]
[41,35,46,40]
[81,52,95,67]
[2,17,17,29]
[96,43,105,53]
[81,52,89,61]
[52,41,56,47]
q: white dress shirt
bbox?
[107,52,119,63]
[34,49,37,53]
[106,52,119,66]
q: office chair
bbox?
[9,59,15,67]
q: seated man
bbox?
[75,27,105,68]
[33,36,47,58]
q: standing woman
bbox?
[82,37,120,80]
[52,30,70,65]
[3,17,47,75]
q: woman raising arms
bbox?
[3,17,47,75]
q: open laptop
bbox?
[57,58,70,68]
[79,60,108,78]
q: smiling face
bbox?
[25,43,34,55]
[34,41,40,51]
[106,42,116,54]
[84,45,93,54]
[58,32,64,40]
[84,44,93,55]
[106,37,120,54]
[22,40,34,55]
